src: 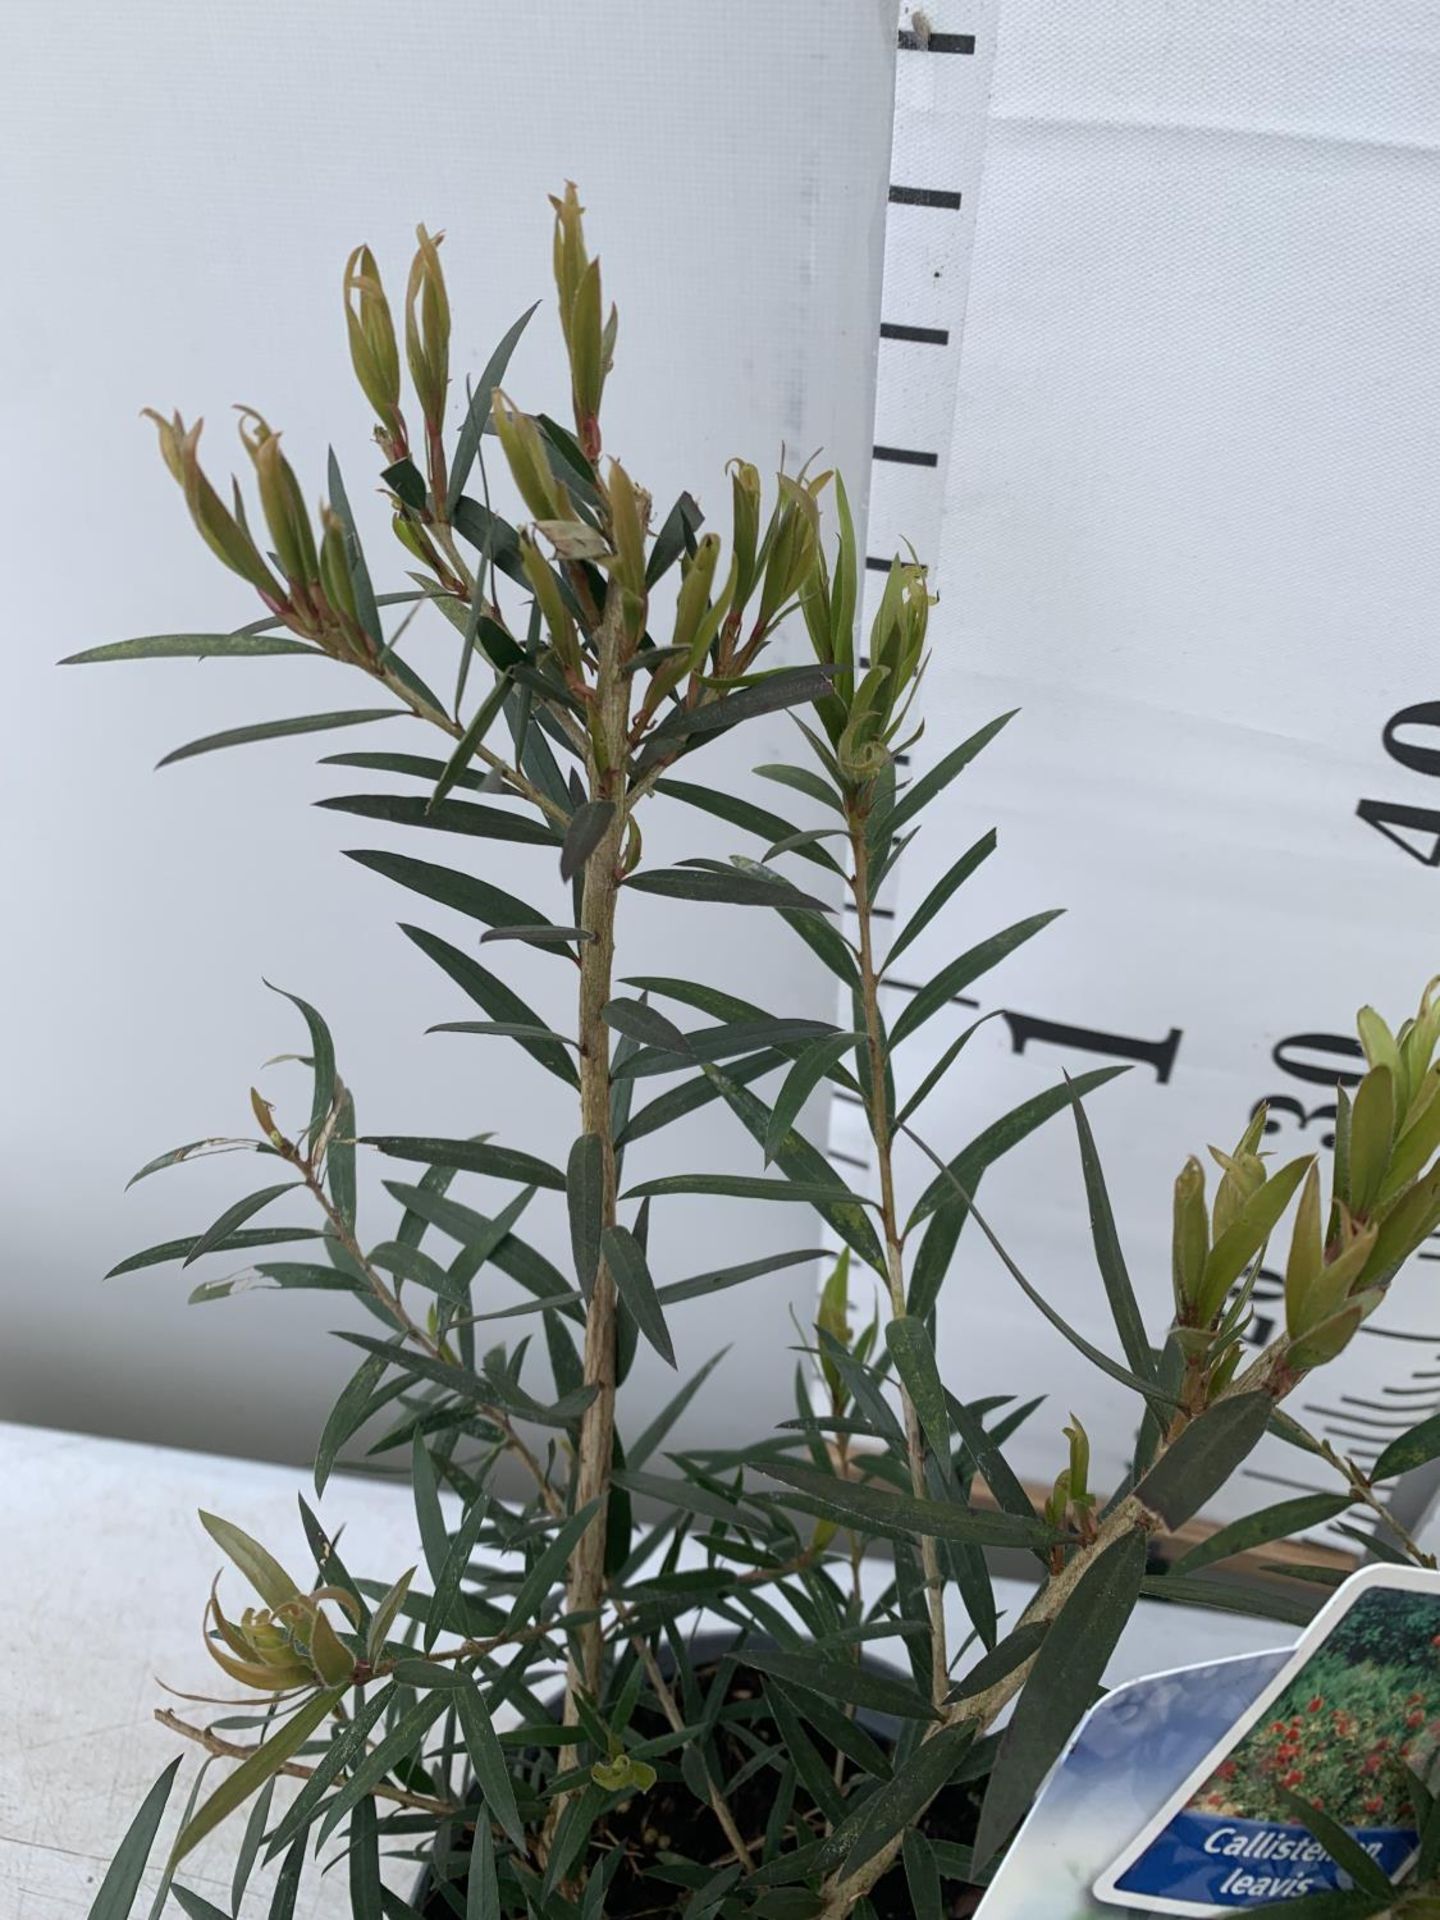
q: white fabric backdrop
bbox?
[850,0,1440,1540]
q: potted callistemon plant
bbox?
[74,189,1440,1920]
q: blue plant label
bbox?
[1094,1565,1440,1913]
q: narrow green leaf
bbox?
[1275,1788,1395,1899]
[316,1691,448,1842]
[741,1646,937,1721]
[754,763,845,812]
[758,1460,1059,1549]
[362,1134,565,1190]
[904,1128,1170,1405]
[425,1491,490,1650]
[567,1133,604,1296]
[432,673,517,810]
[1134,1394,1273,1527]
[504,1501,602,1632]
[623,1172,872,1206]
[172,1686,346,1863]
[382,1181,572,1314]
[170,1890,231,1920]
[628,1349,731,1467]
[1373,1408,1440,1480]
[826,1722,976,1878]
[314,1352,389,1496]
[645,489,704,586]
[603,997,690,1054]
[107,1225,323,1277]
[319,790,559,846]
[656,1248,823,1310]
[655,778,842,874]
[764,1033,863,1162]
[465,1821,500,1920]
[886,830,997,970]
[948,1621,1051,1702]
[601,1224,675,1367]
[703,1067,886,1271]
[454,1683,525,1850]
[261,1689,393,1862]
[347,1796,384,1920]
[265,1832,306,1919]
[158,709,397,768]
[346,850,560,952]
[1069,1080,1155,1382]
[182,1184,300,1267]
[637,664,838,760]
[403,923,578,1087]
[902,1831,943,1920]
[265,983,336,1138]
[447,302,539,511]
[64,632,313,664]
[626,866,832,913]
[199,1512,300,1608]
[886,1318,952,1467]
[876,709,1017,838]
[1170,1492,1355,1575]
[86,1757,182,1920]
[617,1049,788,1146]
[560,799,616,882]
[230,1775,275,1914]
[895,1014,1000,1130]
[890,911,1062,1048]
[973,1528,1147,1865]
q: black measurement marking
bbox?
[888,184,964,211]
[1002,1012,1182,1085]
[873,445,939,468]
[829,1149,869,1172]
[844,900,895,922]
[897,29,976,53]
[1241,1467,1335,1498]
[1347,1390,1440,1411]
[1304,1404,1421,1431]
[834,1089,866,1110]
[1382,1381,1440,1396]
[1358,1324,1440,1344]
[885,979,982,1012]
[865,555,893,573]
[1271,1030,1365,1089]
[881,322,951,346]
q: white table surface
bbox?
[1,1420,1298,1917]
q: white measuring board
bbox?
[834,0,1440,1548]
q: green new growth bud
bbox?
[237,409,319,592]
[1062,1414,1092,1507]
[1357,1004,1400,1079]
[1286,1289,1383,1374]
[549,184,613,458]
[671,532,722,665]
[1194,1152,1312,1327]
[1282,1161,1324,1339]
[318,507,360,631]
[1209,1143,1266,1241]
[1378,1066,1440,1204]
[1171,1155,1210,1321]
[728,460,763,610]
[756,472,826,636]
[520,533,581,678]
[492,392,567,522]
[1358,1158,1440,1290]
[392,510,433,568]
[817,1249,851,1404]
[143,410,284,605]
[343,243,404,452]
[405,224,450,432]
[1043,1469,1071,1532]
[605,459,649,597]
[1347,1063,1395,1216]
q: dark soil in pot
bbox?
[416,1638,989,1919]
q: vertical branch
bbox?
[563,592,630,1716]
[848,809,949,1713]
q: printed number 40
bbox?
[1358,701,1440,865]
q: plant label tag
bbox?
[1094,1565,1440,1913]
[972,1643,1289,1918]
